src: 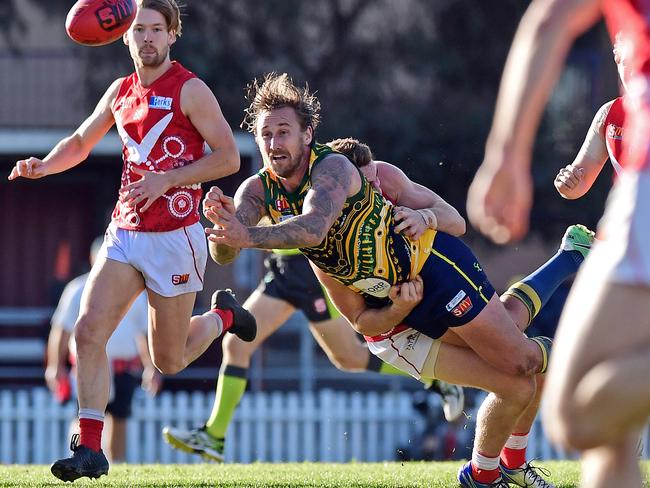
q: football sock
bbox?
[78,408,104,452]
[471,450,501,483]
[500,432,529,469]
[205,365,248,440]
[504,249,582,324]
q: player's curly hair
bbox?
[138,0,183,37]
[327,138,373,167]
[241,73,321,134]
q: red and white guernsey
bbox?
[603,0,650,172]
[604,96,626,174]
[111,62,205,231]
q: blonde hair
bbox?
[241,73,321,134]
[327,138,373,167]
[137,0,182,36]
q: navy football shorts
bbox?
[403,232,496,339]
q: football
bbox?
[65,0,137,46]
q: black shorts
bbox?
[257,253,340,323]
[403,232,496,339]
[106,372,139,419]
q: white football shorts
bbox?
[365,325,440,380]
[99,222,207,297]
[592,171,650,285]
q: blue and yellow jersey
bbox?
[257,142,436,303]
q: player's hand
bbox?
[44,365,65,394]
[202,186,236,222]
[141,366,163,396]
[393,206,433,240]
[204,199,252,248]
[554,165,585,199]
[121,166,172,212]
[467,155,533,244]
[388,275,424,315]
[8,157,48,180]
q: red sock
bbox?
[213,308,234,332]
[79,418,103,452]
[471,463,500,484]
[500,432,528,469]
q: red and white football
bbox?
[65,0,137,46]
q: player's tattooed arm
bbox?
[204,176,267,264]
[245,154,353,248]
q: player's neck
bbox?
[135,58,174,88]
[278,158,310,193]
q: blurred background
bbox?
[0,0,628,465]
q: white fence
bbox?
[0,388,647,464]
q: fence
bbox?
[0,388,647,464]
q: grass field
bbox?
[0,461,648,488]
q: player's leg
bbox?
[51,257,143,481]
[163,289,295,461]
[432,342,538,486]
[104,370,138,463]
[543,268,650,450]
[581,433,644,488]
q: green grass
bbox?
[0,461,647,487]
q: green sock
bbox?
[205,365,248,439]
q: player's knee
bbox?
[150,352,184,375]
[501,375,537,409]
[74,315,110,351]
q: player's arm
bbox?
[379,162,466,237]
[467,0,601,243]
[8,78,121,181]
[44,326,71,394]
[124,79,240,212]
[554,100,612,199]
[312,265,424,336]
[206,154,356,249]
[203,175,268,264]
[174,78,240,185]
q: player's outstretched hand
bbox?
[467,158,532,244]
[388,275,424,315]
[202,185,235,224]
[8,157,47,180]
[554,164,585,199]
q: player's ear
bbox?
[168,30,177,46]
[123,32,129,46]
[303,126,314,146]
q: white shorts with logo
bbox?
[99,222,207,297]
[592,171,650,285]
[365,326,439,380]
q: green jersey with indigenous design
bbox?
[257,143,435,302]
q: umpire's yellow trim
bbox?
[430,248,490,304]
[507,282,541,317]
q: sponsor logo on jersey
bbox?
[450,296,473,318]
[149,96,173,110]
[445,290,467,311]
[607,124,624,140]
[171,273,190,285]
[353,278,392,298]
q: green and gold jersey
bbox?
[257,142,435,300]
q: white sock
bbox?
[471,449,500,471]
[202,311,224,337]
[504,433,529,450]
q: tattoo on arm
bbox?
[248,155,353,249]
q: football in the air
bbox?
[65,0,137,46]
